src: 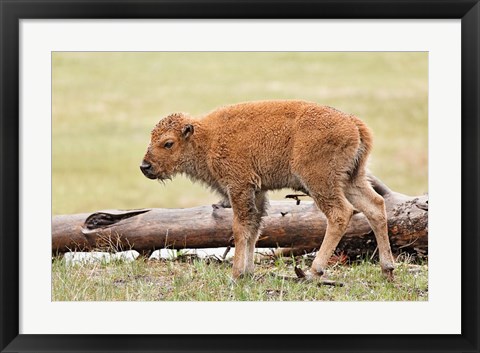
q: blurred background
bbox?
[52,52,428,215]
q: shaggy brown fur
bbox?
[141,100,395,280]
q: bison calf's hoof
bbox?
[295,267,323,280]
[381,266,395,281]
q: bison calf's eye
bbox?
[164,141,174,149]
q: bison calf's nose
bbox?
[140,161,153,177]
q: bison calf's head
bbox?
[140,113,194,181]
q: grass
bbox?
[52,254,428,301]
[52,52,428,301]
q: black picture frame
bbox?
[1,1,479,352]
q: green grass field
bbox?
[52,52,428,301]
[52,254,427,301]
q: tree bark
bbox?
[52,176,428,259]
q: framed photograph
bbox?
[1,1,478,352]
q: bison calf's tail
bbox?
[348,116,374,180]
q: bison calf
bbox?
[141,100,395,280]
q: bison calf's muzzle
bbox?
[139,161,156,179]
[141,100,396,282]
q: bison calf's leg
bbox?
[245,235,258,275]
[346,181,395,279]
[232,218,261,278]
[309,195,354,278]
[230,188,262,279]
[231,218,249,278]
[245,191,268,274]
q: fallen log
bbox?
[52,176,428,259]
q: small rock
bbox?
[64,252,111,265]
[149,249,179,260]
[111,250,139,262]
[64,250,140,265]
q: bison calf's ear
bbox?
[182,124,194,139]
